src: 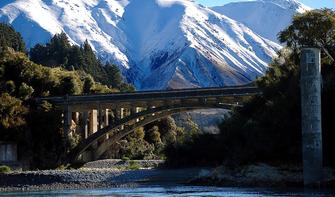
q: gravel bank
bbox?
[0,167,204,192]
[2,162,334,192]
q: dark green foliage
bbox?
[279,9,335,52]
[147,126,161,145]
[28,104,65,169]
[0,48,117,169]
[30,34,133,90]
[148,117,178,145]
[18,83,34,100]
[59,76,81,95]
[0,165,11,173]
[119,83,136,92]
[104,63,123,88]
[0,23,25,53]
[0,26,130,169]
[128,160,141,170]
[165,134,221,167]
[83,75,95,94]
[29,32,70,67]
[0,93,27,129]
[119,137,155,160]
[102,116,188,160]
[134,127,145,140]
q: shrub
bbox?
[0,165,11,173]
[128,160,140,170]
[121,156,130,161]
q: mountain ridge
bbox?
[0,0,281,90]
[211,0,310,43]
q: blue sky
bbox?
[196,0,335,9]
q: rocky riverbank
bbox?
[189,163,335,188]
[0,168,204,192]
[1,161,335,192]
[0,169,141,192]
[0,159,203,192]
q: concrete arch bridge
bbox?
[40,86,260,163]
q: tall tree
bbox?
[0,23,25,53]
[279,8,335,62]
[104,63,123,88]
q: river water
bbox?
[1,186,334,197]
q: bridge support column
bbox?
[104,109,110,139]
[73,112,79,124]
[110,109,117,125]
[89,110,98,150]
[98,107,103,129]
[104,109,109,127]
[114,107,124,120]
[63,105,72,139]
[89,110,98,135]
[300,48,323,187]
[81,112,89,139]
[131,107,140,123]
[73,112,80,134]
[116,108,124,130]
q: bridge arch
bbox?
[68,103,237,162]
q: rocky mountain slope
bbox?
[212,0,310,43]
[0,0,281,90]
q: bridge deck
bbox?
[39,86,261,105]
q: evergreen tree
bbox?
[80,40,107,83]
[49,32,71,66]
[29,34,133,91]
[104,63,123,88]
[0,23,25,53]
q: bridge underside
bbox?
[77,104,234,162]
[67,102,239,163]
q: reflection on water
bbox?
[0,186,334,197]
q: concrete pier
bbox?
[81,112,89,139]
[63,105,72,138]
[89,110,98,134]
[300,48,323,187]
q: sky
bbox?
[196,0,335,9]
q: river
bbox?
[1,186,334,197]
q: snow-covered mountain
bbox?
[212,0,310,43]
[0,0,280,90]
